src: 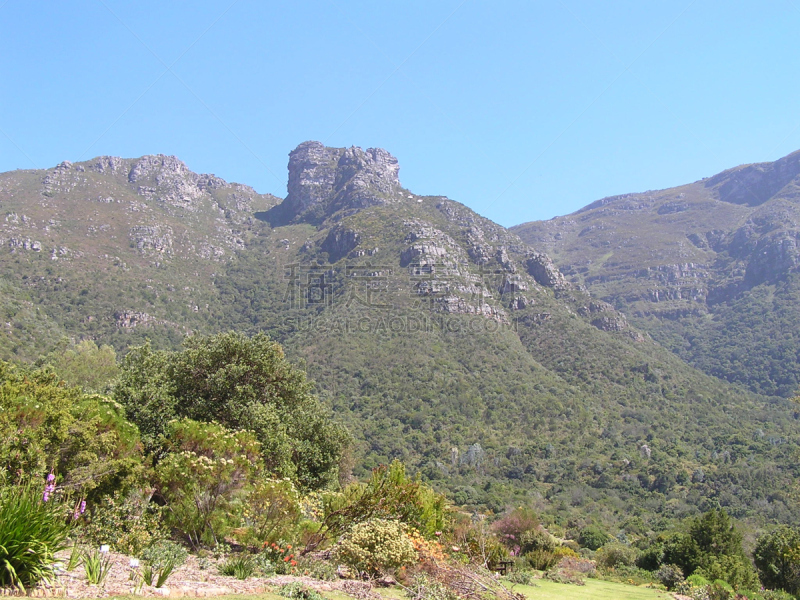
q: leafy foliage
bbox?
[753,525,800,595]
[83,489,164,555]
[38,340,120,393]
[0,478,72,590]
[115,333,350,490]
[304,460,448,554]
[578,525,611,551]
[0,361,143,501]
[154,418,262,548]
[333,518,417,577]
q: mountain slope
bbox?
[1,144,798,531]
[512,150,800,397]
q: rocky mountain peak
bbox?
[278,141,404,224]
[706,149,800,206]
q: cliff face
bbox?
[278,141,404,224]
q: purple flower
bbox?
[80,500,86,514]
[43,474,56,502]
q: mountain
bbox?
[1,143,798,532]
[512,150,800,398]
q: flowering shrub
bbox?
[261,542,298,574]
[491,507,539,555]
[154,418,262,548]
[83,489,164,555]
[304,461,448,554]
[333,518,418,577]
[239,478,301,546]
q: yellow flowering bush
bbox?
[333,518,418,577]
[154,418,262,548]
[239,478,301,545]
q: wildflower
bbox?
[290,560,297,567]
[43,473,56,502]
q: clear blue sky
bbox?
[3,1,800,226]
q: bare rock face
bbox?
[525,252,569,290]
[321,225,361,262]
[280,141,404,223]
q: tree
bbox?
[39,339,120,392]
[754,525,800,595]
[115,332,350,490]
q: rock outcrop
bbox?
[275,141,405,224]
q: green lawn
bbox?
[511,579,669,600]
[106,579,668,600]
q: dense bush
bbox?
[239,478,301,546]
[39,340,120,392]
[155,418,262,548]
[333,518,417,577]
[305,460,448,554]
[578,525,611,551]
[595,543,639,569]
[753,525,800,595]
[655,563,685,590]
[0,478,72,590]
[83,489,164,555]
[140,539,188,570]
[0,362,143,501]
[491,507,539,552]
[115,333,350,490]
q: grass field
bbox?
[511,579,669,600]
[105,578,670,600]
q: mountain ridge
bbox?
[1,142,798,530]
[512,148,800,397]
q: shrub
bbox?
[140,539,188,569]
[761,590,797,600]
[218,554,256,580]
[0,363,143,501]
[115,333,350,490]
[0,478,72,590]
[305,460,448,554]
[83,489,164,555]
[695,554,759,591]
[278,581,325,600]
[297,557,338,581]
[544,570,585,585]
[239,478,301,546]
[578,525,611,551]
[504,569,535,585]
[491,507,539,552]
[595,543,639,569]
[261,541,298,574]
[656,563,685,590]
[154,418,262,548]
[333,518,417,577]
[524,550,559,571]
[519,528,557,554]
[754,525,800,595]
